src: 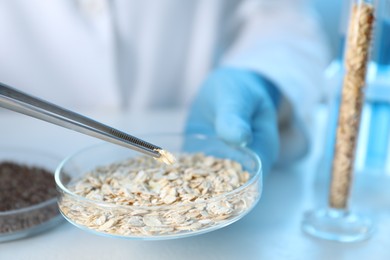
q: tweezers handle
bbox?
[0,82,161,158]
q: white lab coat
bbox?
[0,0,330,161]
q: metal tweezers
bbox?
[0,82,162,159]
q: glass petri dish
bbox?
[55,133,262,240]
[0,148,64,242]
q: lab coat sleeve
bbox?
[220,0,332,164]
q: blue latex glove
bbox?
[185,67,280,175]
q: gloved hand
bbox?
[185,67,280,175]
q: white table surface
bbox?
[1,108,390,260]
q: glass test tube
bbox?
[329,0,375,209]
[302,0,376,243]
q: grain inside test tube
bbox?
[329,1,375,209]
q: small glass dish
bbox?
[55,133,262,240]
[0,148,63,242]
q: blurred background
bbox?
[313,0,343,59]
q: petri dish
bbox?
[0,148,63,242]
[55,133,262,240]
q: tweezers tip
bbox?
[154,149,176,165]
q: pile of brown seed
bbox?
[0,161,59,234]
